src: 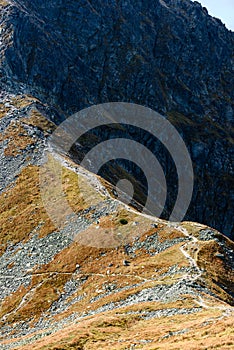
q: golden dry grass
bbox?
[61,166,105,213]
[0,228,192,329]
[74,208,158,248]
[0,120,35,156]
[0,165,56,255]
[0,95,54,155]
[4,306,233,350]
[0,102,10,118]
[195,240,234,306]
[11,95,39,109]
[1,163,233,328]
[0,273,72,324]
[0,156,106,256]
[0,0,9,7]
[22,109,56,133]
[0,113,233,350]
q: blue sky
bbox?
[193,0,234,30]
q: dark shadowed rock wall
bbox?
[0,0,233,237]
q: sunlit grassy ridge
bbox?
[0,101,233,349]
[0,165,56,255]
[3,303,234,350]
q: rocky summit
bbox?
[0,0,233,238]
[0,0,234,349]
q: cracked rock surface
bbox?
[0,0,233,237]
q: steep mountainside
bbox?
[0,0,234,349]
[0,92,233,349]
[0,0,233,237]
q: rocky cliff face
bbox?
[1,0,233,238]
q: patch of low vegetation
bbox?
[194,240,234,305]
[61,166,105,213]
[0,165,56,256]
[0,274,71,324]
[119,218,128,225]
[0,102,10,118]
[14,307,234,350]
[0,120,35,156]
[0,155,109,256]
[157,227,185,243]
[0,0,9,8]
[75,208,155,248]
[22,109,56,133]
[0,285,28,320]
[11,95,39,109]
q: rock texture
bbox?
[0,0,233,237]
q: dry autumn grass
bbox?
[0,102,10,119]
[0,0,9,8]
[2,306,233,350]
[22,109,56,134]
[0,165,56,255]
[0,222,186,324]
[0,95,54,156]
[0,105,234,350]
[0,120,36,156]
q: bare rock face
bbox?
[0,0,233,238]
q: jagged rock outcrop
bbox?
[0,0,233,238]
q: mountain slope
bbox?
[0,93,234,349]
[0,0,234,348]
[0,0,233,237]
